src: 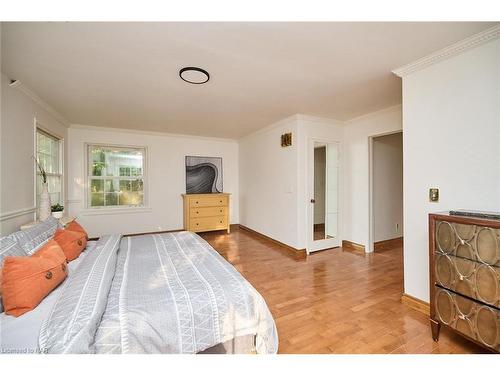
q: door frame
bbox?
[368,130,403,253]
[307,137,342,254]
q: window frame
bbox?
[85,143,148,210]
[35,126,64,208]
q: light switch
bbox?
[429,188,439,202]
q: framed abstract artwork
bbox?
[185,156,223,194]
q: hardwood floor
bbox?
[200,226,487,354]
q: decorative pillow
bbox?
[53,228,87,261]
[1,240,68,317]
[8,216,59,255]
[65,220,88,239]
[0,237,27,312]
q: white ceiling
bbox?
[1,22,496,138]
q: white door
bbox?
[307,140,341,253]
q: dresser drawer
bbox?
[436,221,500,266]
[189,195,228,208]
[183,193,230,233]
[190,206,227,218]
[435,252,500,308]
[190,216,227,232]
[434,286,500,350]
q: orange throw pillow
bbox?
[65,220,88,239]
[54,228,87,262]
[1,240,68,317]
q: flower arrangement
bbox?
[33,156,47,183]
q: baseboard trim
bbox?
[341,240,365,253]
[374,237,403,252]
[238,224,306,253]
[401,293,430,316]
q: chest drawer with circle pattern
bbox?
[430,213,500,353]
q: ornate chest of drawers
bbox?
[182,193,231,234]
[429,212,500,352]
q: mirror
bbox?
[313,142,339,241]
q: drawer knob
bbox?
[196,201,199,204]
[196,211,199,214]
[220,200,222,203]
[220,220,223,223]
[196,223,199,226]
[219,209,222,213]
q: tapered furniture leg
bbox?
[430,318,440,342]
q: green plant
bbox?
[51,203,64,212]
[33,156,47,183]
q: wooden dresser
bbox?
[429,212,500,352]
[182,193,230,234]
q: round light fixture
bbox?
[179,67,210,84]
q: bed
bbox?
[0,231,278,354]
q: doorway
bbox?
[307,140,341,253]
[369,132,403,252]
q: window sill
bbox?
[81,207,152,216]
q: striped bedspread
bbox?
[39,232,278,354]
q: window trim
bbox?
[35,124,64,208]
[84,143,148,211]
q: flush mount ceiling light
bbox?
[179,67,210,84]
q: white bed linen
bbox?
[0,241,97,354]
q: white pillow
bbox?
[7,216,59,255]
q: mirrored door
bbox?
[308,140,340,253]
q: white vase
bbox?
[39,183,51,220]
[52,211,63,219]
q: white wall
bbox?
[239,114,343,250]
[67,126,239,238]
[239,116,300,248]
[342,106,402,251]
[402,39,500,302]
[0,74,68,236]
[373,132,403,242]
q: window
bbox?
[36,129,63,207]
[88,145,146,208]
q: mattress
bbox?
[0,241,97,354]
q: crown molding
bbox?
[69,123,238,143]
[345,104,402,124]
[238,114,299,140]
[7,78,70,127]
[295,114,343,126]
[392,24,500,77]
